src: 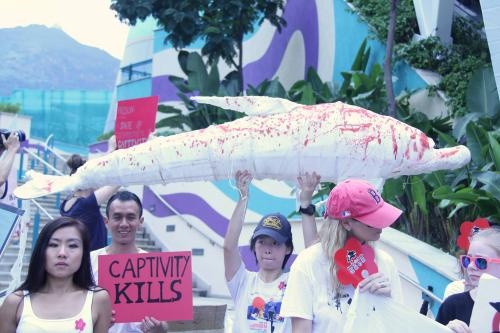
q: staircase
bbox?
[0,145,161,292]
[0,194,161,291]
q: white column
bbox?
[480,0,500,101]
[413,0,454,44]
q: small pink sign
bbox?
[98,251,193,322]
[334,237,378,287]
[115,96,158,149]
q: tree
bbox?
[384,0,398,117]
[110,0,286,93]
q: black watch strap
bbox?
[298,204,316,216]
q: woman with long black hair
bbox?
[0,217,112,332]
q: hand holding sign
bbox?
[98,251,193,323]
[334,237,378,287]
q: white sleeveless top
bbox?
[16,290,94,333]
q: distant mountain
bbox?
[0,25,120,96]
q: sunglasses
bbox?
[460,255,500,270]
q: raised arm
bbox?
[0,133,20,187]
[94,135,120,204]
[223,170,252,281]
[94,185,120,205]
[297,172,321,247]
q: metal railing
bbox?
[43,134,68,172]
[29,199,54,248]
[16,136,66,249]
[398,270,443,318]
[20,147,64,176]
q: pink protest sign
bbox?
[334,237,378,287]
[115,96,158,149]
[98,251,193,322]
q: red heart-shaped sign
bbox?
[333,237,378,287]
[457,218,490,251]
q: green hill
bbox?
[0,25,120,96]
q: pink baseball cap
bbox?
[325,179,402,229]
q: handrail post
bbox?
[52,155,57,175]
[18,149,25,181]
[55,193,61,209]
[43,148,48,174]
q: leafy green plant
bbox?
[0,103,21,114]
[347,0,418,43]
[348,1,491,117]
[395,36,450,71]
[96,130,114,141]
[338,39,387,113]
[383,67,500,253]
[287,67,337,105]
[155,51,244,132]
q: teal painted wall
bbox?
[1,89,111,147]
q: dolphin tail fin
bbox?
[191,96,300,116]
[14,170,73,199]
[432,145,471,170]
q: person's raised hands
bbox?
[2,132,20,152]
[235,170,252,200]
[297,172,321,206]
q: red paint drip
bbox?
[417,133,430,159]
[360,135,377,160]
[438,148,459,158]
[391,125,398,159]
[339,123,371,133]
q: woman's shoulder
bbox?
[293,243,325,267]
[91,288,111,306]
[443,290,473,304]
[4,291,24,304]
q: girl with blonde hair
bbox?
[281,178,403,332]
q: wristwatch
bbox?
[298,204,316,216]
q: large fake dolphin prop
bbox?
[14,96,470,199]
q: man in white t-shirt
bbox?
[90,190,168,333]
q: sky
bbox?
[0,0,130,59]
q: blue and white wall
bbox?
[105,0,433,131]
[106,0,458,313]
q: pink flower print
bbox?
[278,281,286,291]
[75,318,86,332]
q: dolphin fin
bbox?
[14,170,72,199]
[191,96,301,116]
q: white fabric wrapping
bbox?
[14,97,471,199]
[343,289,453,333]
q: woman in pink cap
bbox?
[281,178,404,332]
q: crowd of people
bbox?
[0,131,498,333]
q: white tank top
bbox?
[16,290,94,333]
